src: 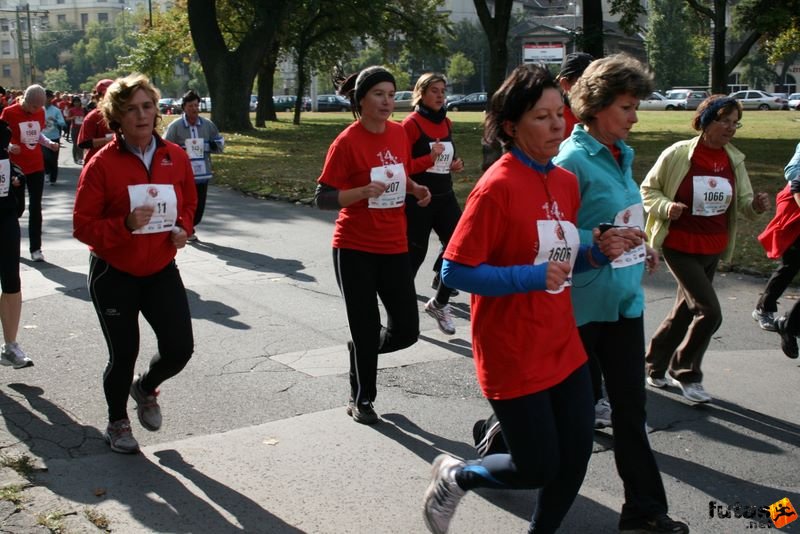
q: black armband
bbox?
[314,182,341,210]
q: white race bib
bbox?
[692,175,732,216]
[74,116,83,125]
[0,159,9,197]
[534,219,579,294]
[426,141,454,174]
[127,184,178,234]
[20,121,40,147]
[184,138,205,160]
[611,203,646,269]
[190,159,207,176]
[368,163,407,209]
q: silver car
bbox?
[639,92,674,110]
[664,89,709,110]
[789,93,800,111]
[729,90,784,110]
[394,91,414,111]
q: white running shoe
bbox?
[594,398,612,428]
[0,342,33,369]
[425,298,456,335]
[423,454,466,534]
[30,250,44,262]
[646,375,667,389]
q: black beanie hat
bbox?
[354,67,396,103]
[558,52,594,81]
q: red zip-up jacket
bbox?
[73,134,197,277]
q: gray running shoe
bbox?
[752,309,777,331]
[594,398,612,428]
[104,419,140,454]
[425,298,456,335]
[130,375,162,431]
[668,376,712,403]
[0,342,33,369]
[423,454,466,534]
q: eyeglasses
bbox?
[714,119,742,129]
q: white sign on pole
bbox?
[523,44,565,64]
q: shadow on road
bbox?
[0,383,106,458]
[190,239,315,283]
[186,288,249,330]
[154,449,305,533]
[18,259,90,301]
[1,386,302,533]
[376,412,619,530]
[418,334,473,358]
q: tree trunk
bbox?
[474,0,514,170]
[256,42,280,127]
[583,0,605,58]
[709,0,728,94]
[187,0,289,131]
[293,48,309,126]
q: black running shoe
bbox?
[619,514,689,533]
[351,402,379,425]
[775,316,799,359]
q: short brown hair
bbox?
[100,73,161,132]
[483,64,559,149]
[412,73,447,108]
[569,53,653,124]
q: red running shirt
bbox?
[77,108,113,164]
[445,153,587,399]
[0,102,45,174]
[318,120,412,254]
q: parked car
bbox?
[445,92,488,111]
[638,92,672,111]
[394,90,414,111]
[664,89,709,110]
[200,97,212,112]
[768,93,790,110]
[249,95,258,112]
[729,90,784,110]
[316,94,351,112]
[788,93,800,110]
[446,94,464,105]
[273,95,302,112]
[158,97,180,114]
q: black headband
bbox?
[700,97,737,128]
[355,70,396,103]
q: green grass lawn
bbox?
[177,109,800,273]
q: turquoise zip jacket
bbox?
[639,135,758,263]
[554,125,646,326]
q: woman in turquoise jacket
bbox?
[554,54,688,534]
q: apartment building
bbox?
[0,0,164,88]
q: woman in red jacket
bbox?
[402,73,464,335]
[73,74,197,454]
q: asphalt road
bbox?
[0,143,797,533]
